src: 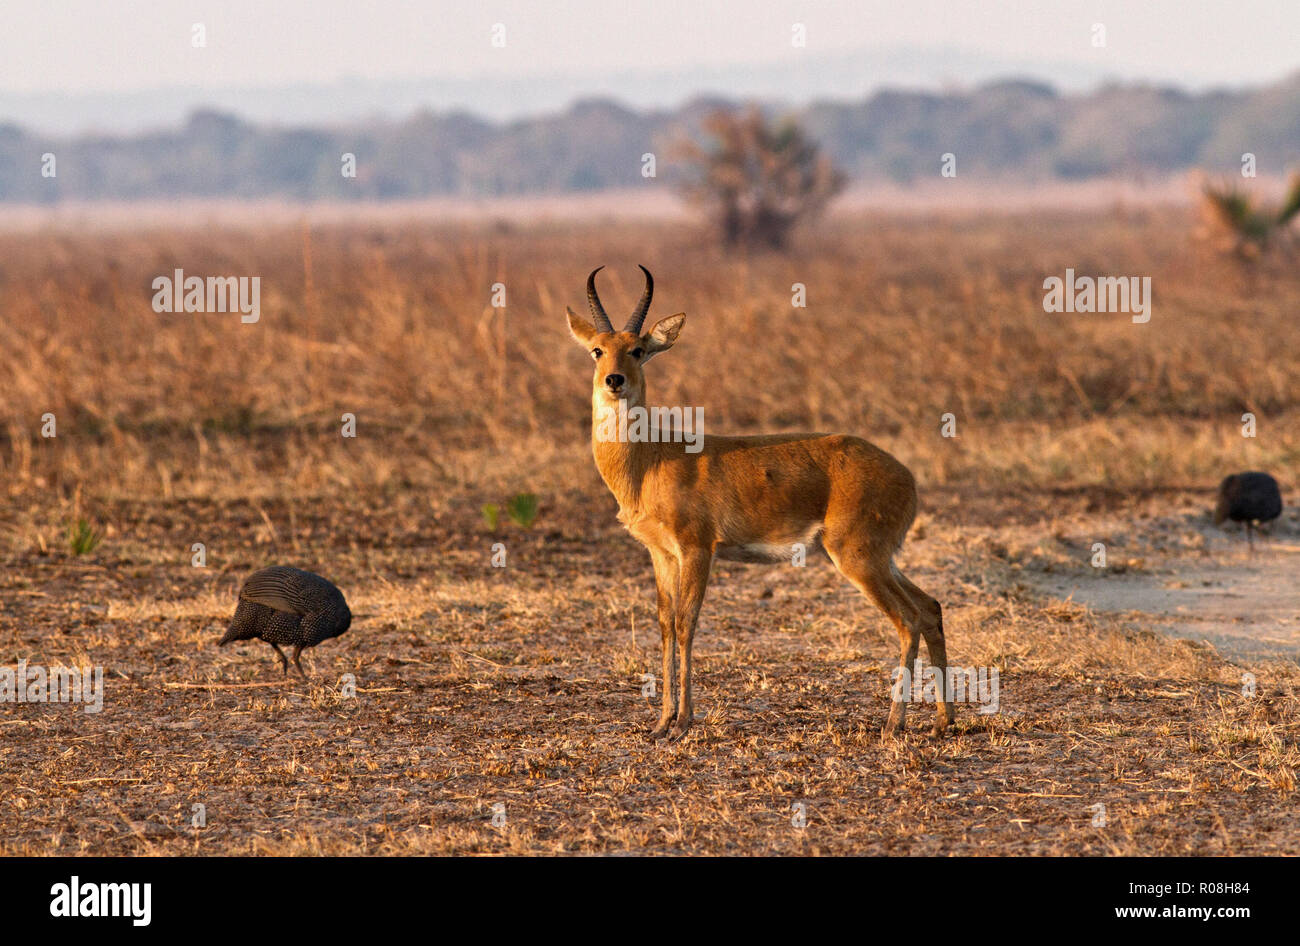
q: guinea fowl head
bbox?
[218,601,259,646]
[1213,474,1237,525]
[334,602,353,638]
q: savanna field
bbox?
[1,208,1298,854]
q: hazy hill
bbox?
[2,74,1296,202]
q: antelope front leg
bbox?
[648,549,678,740]
[884,626,921,737]
[668,547,713,742]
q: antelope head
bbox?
[566,265,685,410]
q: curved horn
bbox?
[624,265,654,334]
[586,266,614,333]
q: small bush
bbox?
[67,519,103,556]
[505,493,538,530]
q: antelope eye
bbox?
[590,348,602,360]
[630,348,644,359]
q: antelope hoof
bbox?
[649,720,673,741]
[665,719,692,742]
[882,708,906,738]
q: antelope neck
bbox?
[590,390,660,507]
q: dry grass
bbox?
[3,210,1298,498]
[0,210,1297,854]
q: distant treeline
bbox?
[3,75,1298,201]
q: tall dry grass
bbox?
[1,210,1296,505]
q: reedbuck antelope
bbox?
[566,266,951,741]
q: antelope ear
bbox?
[567,306,598,346]
[642,313,685,362]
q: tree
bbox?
[678,108,846,250]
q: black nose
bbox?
[604,373,625,390]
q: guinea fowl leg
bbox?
[292,645,307,678]
[270,643,290,675]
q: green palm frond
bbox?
[1276,174,1300,226]
[1202,181,1274,244]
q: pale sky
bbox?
[3,0,1296,93]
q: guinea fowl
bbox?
[218,566,352,676]
[1214,472,1283,547]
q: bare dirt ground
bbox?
[2,475,1297,856]
[996,481,1300,660]
[1033,525,1300,661]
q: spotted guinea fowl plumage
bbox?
[218,566,352,676]
[1214,472,1283,546]
[1215,472,1283,525]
